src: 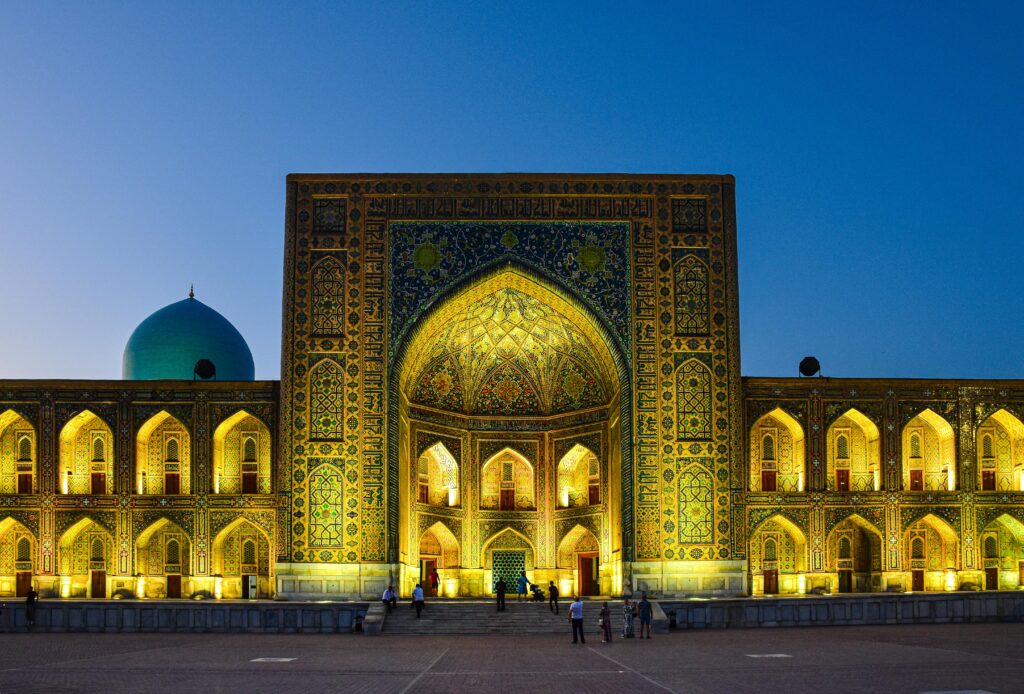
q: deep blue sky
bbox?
[2,3,1022,380]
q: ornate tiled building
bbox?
[2,173,1021,601]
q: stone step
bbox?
[382,600,631,634]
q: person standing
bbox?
[622,598,635,638]
[412,583,425,618]
[25,586,38,627]
[599,602,612,643]
[548,581,559,614]
[495,576,507,612]
[517,571,528,602]
[429,567,440,597]
[637,592,653,639]
[568,596,585,644]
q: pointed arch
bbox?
[673,252,710,336]
[557,443,599,508]
[59,410,114,495]
[749,513,808,594]
[902,408,956,491]
[481,526,536,567]
[977,409,1024,492]
[827,408,881,491]
[310,255,346,337]
[135,518,192,588]
[827,514,883,591]
[417,442,460,507]
[481,447,535,510]
[136,411,191,495]
[0,517,35,593]
[213,410,272,494]
[904,513,960,583]
[749,408,805,492]
[556,524,600,568]
[211,516,273,575]
[308,358,345,441]
[418,521,460,568]
[677,463,714,543]
[0,409,35,495]
[57,517,113,595]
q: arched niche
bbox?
[0,410,35,494]
[749,514,808,595]
[480,448,535,511]
[212,410,272,495]
[416,442,459,507]
[556,443,599,508]
[136,411,191,495]
[826,408,880,492]
[749,408,805,492]
[59,411,114,495]
[902,409,956,491]
[977,409,1024,492]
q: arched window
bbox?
[92,436,106,462]
[911,536,925,559]
[90,537,104,562]
[16,435,31,462]
[984,535,998,558]
[762,434,776,461]
[763,537,777,562]
[910,434,921,458]
[242,539,256,565]
[836,434,849,460]
[839,536,852,559]
[242,436,257,463]
[165,438,179,462]
[166,539,180,565]
[982,434,994,459]
[16,537,30,562]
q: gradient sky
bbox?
[1,3,1022,381]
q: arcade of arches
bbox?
[397,270,624,597]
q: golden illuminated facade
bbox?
[2,173,1023,602]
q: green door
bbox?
[492,550,526,593]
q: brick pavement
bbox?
[0,624,1020,693]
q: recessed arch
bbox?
[904,513,960,590]
[480,447,535,510]
[418,521,460,568]
[57,517,113,597]
[977,409,1024,492]
[556,524,600,569]
[212,410,272,494]
[136,518,192,598]
[0,409,35,494]
[211,516,273,598]
[136,411,191,495]
[481,526,536,569]
[748,513,808,594]
[827,513,883,592]
[59,410,114,494]
[556,443,600,508]
[902,408,956,491]
[827,408,881,492]
[416,442,460,507]
[749,408,805,492]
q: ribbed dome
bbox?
[122,295,255,381]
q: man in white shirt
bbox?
[568,596,585,644]
[412,583,425,618]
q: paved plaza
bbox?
[0,623,1021,693]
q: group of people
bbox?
[384,571,655,644]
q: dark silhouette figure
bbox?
[495,577,507,611]
[548,581,559,614]
[25,587,38,627]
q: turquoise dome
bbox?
[122,296,255,381]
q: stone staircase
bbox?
[382,598,625,635]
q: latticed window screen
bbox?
[839,536,852,559]
[910,434,921,458]
[166,539,180,565]
[242,539,256,565]
[673,254,710,336]
[911,536,925,559]
[90,537,104,562]
[676,359,712,440]
[836,435,849,459]
[242,436,257,463]
[982,434,994,458]
[763,538,777,562]
[984,535,998,558]
[502,461,513,482]
[92,436,105,462]
[16,537,30,562]
[17,435,31,462]
[762,434,776,461]
[165,438,179,462]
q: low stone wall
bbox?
[664,592,1024,629]
[0,600,370,633]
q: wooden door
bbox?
[761,471,777,492]
[166,574,181,598]
[420,559,437,597]
[242,574,254,599]
[985,567,999,590]
[500,489,515,510]
[588,483,600,505]
[982,471,996,491]
[91,472,106,495]
[1019,561,1024,587]
[577,552,599,596]
[242,472,258,494]
[763,569,778,595]
[838,570,852,593]
[911,569,924,592]
[16,572,31,597]
[91,570,106,598]
[165,473,180,495]
[836,470,850,492]
[17,474,32,494]
[909,470,923,491]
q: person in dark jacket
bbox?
[548,581,559,614]
[25,586,38,627]
[495,577,507,612]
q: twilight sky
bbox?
[1,3,1022,380]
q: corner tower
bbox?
[278,174,743,598]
